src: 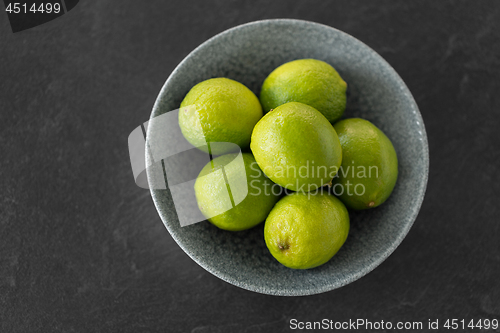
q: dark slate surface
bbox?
[1,1,499,332]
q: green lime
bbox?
[264,190,350,269]
[332,118,398,210]
[194,152,280,231]
[259,59,347,123]
[250,102,342,192]
[179,78,263,155]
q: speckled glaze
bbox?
[147,19,429,296]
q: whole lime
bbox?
[250,102,342,192]
[179,78,263,155]
[264,190,350,269]
[259,59,347,123]
[194,152,280,231]
[332,118,398,210]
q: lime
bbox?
[332,118,398,210]
[260,59,347,123]
[179,78,263,155]
[194,152,280,231]
[250,102,342,192]
[264,190,350,269]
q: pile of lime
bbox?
[178,59,398,270]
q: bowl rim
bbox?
[148,18,430,296]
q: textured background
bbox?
[1,1,499,332]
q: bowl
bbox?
[147,19,429,296]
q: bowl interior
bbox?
[148,19,428,296]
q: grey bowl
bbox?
[148,19,429,296]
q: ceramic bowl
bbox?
[147,19,429,296]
